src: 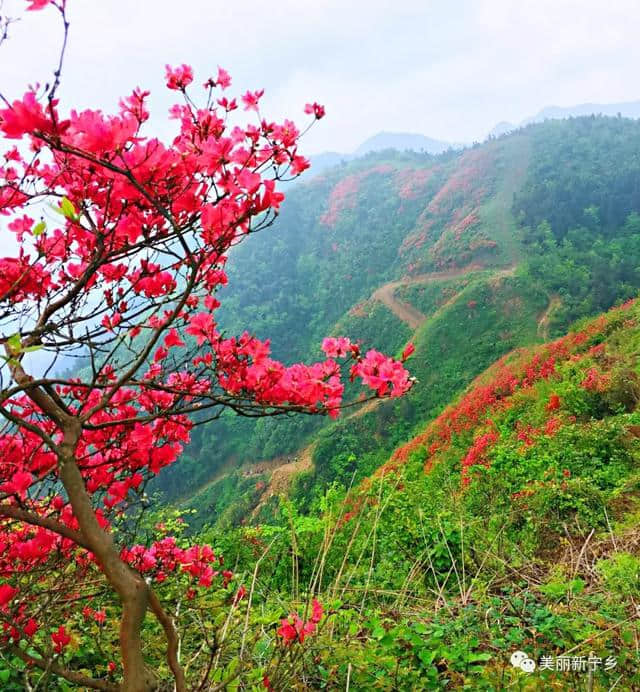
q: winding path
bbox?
[537,295,561,341]
[249,263,519,506]
[372,264,517,329]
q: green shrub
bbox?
[596,552,640,597]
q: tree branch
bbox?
[9,644,117,691]
[149,589,186,692]
[0,504,91,550]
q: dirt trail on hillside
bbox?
[537,295,561,341]
[372,264,517,329]
[372,266,481,329]
[248,264,520,506]
[373,284,426,329]
[250,444,315,518]
[248,397,385,514]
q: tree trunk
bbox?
[58,428,157,692]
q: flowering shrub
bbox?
[395,167,436,200]
[427,148,495,215]
[277,598,324,645]
[581,367,610,392]
[461,427,499,484]
[546,393,561,411]
[320,165,397,227]
[320,175,363,226]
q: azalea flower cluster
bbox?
[276,598,324,645]
[0,525,232,646]
[0,54,411,437]
[121,538,229,588]
[461,427,499,484]
[581,367,610,392]
[0,31,413,506]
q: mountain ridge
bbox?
[308,99,640,172]
[488,98,640,138]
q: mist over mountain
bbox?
[308,131,459,177]
[311,99,640,182]
[523,100,640,125]
[487,120,516,138]
[488,99,640,138]
[353,131,455,156]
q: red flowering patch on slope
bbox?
[399,148,497,265]
[319,176,362,226]
[320,165,397,227]
[581,367,610,392]
[427,148,495,215]
[395,167,436,200]
[383,299,637,479]
[461,426,499,484]
[450,211,480,239]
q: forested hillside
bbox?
[154,116,640,531]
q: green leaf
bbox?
[225,657,240,690]
[621,628,634,645]
[7,333,22,354]
[468,652,492,662]
[380,634,395,648]
[0,670,10,683]
[32,220,46,236]
[371,625,385,639]
[418,648,436,665]
[60,196,77,219]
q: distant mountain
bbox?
[488,100,640,140]
[354,131,453,156]
[523,100,640,125]
[307,131,458,179]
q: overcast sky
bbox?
[2,0,640,154]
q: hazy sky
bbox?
[2,0,640,154]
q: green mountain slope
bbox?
[207,298,640,690]
[155,116,640,527]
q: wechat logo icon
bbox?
[511,650,536,673]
